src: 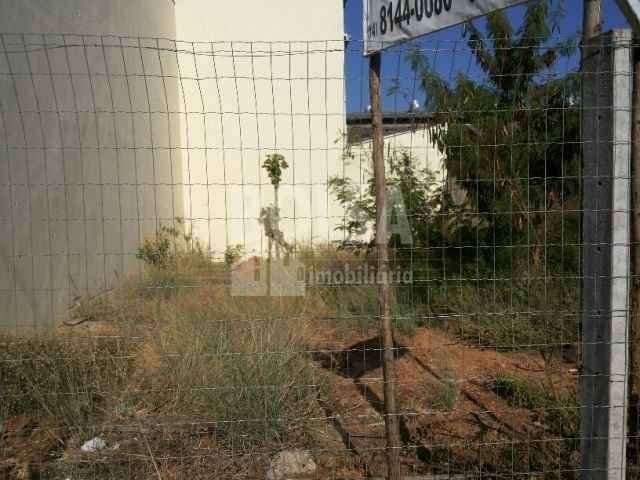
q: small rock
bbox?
[266,449,317,480]
[81,437,107,452]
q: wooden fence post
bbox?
[369,51,402,480]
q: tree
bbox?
[260,153,290,259]
[333,0,581,275]
[406,0,581,272]
[260,154,290,295]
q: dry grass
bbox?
[0,239,582,478]
[424,274,581,355]
[0,245,334,478]
[0,334,135,431]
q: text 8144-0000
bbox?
[368,0,454,38]
[364,0,527,54]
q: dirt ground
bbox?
[1,326,579,479]
[308,326,579,478]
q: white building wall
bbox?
[345,125,446,241]
[174,0,347,257]
[0,0,348,327]
[0,0,182,328]
[347,125,446,189]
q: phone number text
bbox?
[367,0,456,38]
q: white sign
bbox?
[364,0,529,54]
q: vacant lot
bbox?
[1,243,580,479]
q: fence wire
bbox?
[0,28,637,480]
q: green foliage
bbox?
[136,219,194,269]
[432,374,458,411]
[263,153,289,187]
[329,2,582,363]
[491,373,579,439]
[328,175,374,239]
[330,149,472,247]
[136,231,172,268]
[492,374,547,409]
[406,0,581,270]
[429,275,580,352]
[261,153,292,256]
[333,0,580,271]
[392,300,429,337]
[135,219,215,297]
[224,244,245,266]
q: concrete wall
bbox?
[0,0,182,328]
[173,0,347,257]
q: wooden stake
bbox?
[369,51,402,480]
[583,0,602,51]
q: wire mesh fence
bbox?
[0,20,636,480]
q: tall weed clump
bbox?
[136,288,324,443]
[0,334,135,431]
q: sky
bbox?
[343,0,630,112]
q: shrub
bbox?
[492,374,547,410]
[491,373,579,438]
[134,220,223,298]
[136,233,172,268]
[224,244,245,267]
[431,374,458,411]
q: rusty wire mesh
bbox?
[0,27,635,479]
